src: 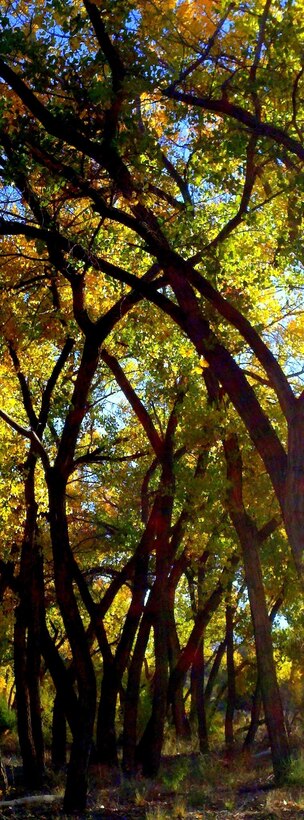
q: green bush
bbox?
[0,696,16,735]
[285,753,304,786]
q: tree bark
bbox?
[225,591,236,753]
[191,638,209,753]
[96,661,119,767]
[224,435,290,781]
[47,467,96,813]
[14,455,45,789]
[52,693,67,770]
[14,610,42,789]
[122,613,152,776]
[243,679,262,750]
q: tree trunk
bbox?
[243,679,262,750]
[142,598,168,776]
[27,542,45,777]
[96,662,119,767]
[122,613,152,776]
[96,553,149,767]
[224,436,290,782]
[14,610,42,789]
[284,409,304,588]
[167,579,191,739]
[47,468,96,813]
[204,639,226,715]
[191,638,209,753]
[40,625,79,737]
[52,693,67,770]
[244,539,288,779]
[14,456,45,789]
[0,751,7,793]
[136,568,169,776]
[225,592,236,753]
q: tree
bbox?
[0,0,302,809]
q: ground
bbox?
[0,749,304,820]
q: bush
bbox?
[0,696,16,736]
[285,753,304,786]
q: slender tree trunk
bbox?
[14,610,42,788]
[14,456,45,789]
[171,681,191,740]
[40,625,79,737]
[138,598,169,777]
[52,693,67,770]
[191,638,209,753]
[243,594,284,751]
[96,661,119,767]
[144,585,169,777]
[27,541,45,776]
[122,613,152,775]
[284,409,304,587]
[167,576,191,739]
[243,679,262,750]
[0,751,8,793]
[96,553,149,766]
[244,539,288,779]
[135,570,170,778]
[224,436,290,781]
[204,639,227,715]
[225,592,236,753]
[47,468,96,813]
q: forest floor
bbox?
[0,747,304,819]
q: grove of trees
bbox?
[0,0,303,812]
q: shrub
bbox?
[0,696,16,736]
